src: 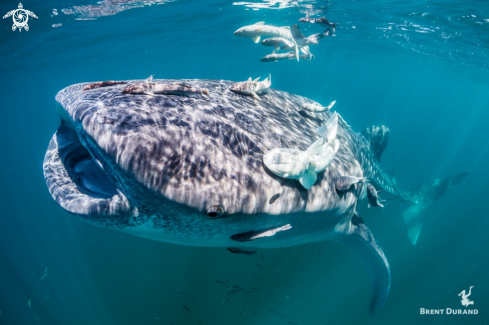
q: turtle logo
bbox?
[3,3,38,32]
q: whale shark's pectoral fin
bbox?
[252,36,261,44]
[334,213,390,314]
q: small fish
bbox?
[28,297,31,308]
[123,76,209,97]
[289,322,300,325]
[154,316,161,320]
[246,288,260,294]
[43,296,50,301]
[298,15,338,31]
[83,80,127,91]
[241,308,246,315]
[177,292,189,295]
[227,288,242,296]
[227,247,257,255]
[336,176,369,192]
[260,50,297,62]
[284,294,291,300]
[284,280,288,285]
[244,296,249,303]
[256,264,266,270]
[215,281,229,288]
[40,273,48,281]
[151,83,210,97]
[229,75,271,100]
[121,76,154,95]
[302,100,336,112]
[250,224,292,240]
[291,24,331,47]
[367,183,385,208]
[231,225,292,242]
[183,305,192,314]
[261,254,266,262]
[232,286,244,291]
[260,37,294,51]
[234,21,299,60]
[226,298,231,304]
[44,267,49,273]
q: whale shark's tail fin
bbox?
[402,172,468,245]
[334,212,390,314]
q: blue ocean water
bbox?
[0,0,488,324]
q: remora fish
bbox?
[291,24,331,48]
[260,37,294,51]
[83,80,127,91]
[260,51,311,62]
[229,75,271,100]
[44,78,467,313]
[122,76,209,97]
[298,15,339,32]
[302,100,336,112]
[234,22,299,61]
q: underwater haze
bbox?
[1,0,489,324]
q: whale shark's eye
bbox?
[204,205,225,219]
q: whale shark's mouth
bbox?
[65,141,118,198]
[43,114,130,224]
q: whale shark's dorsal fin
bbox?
[254,21,265,25]
[253,77,260,82]
[247,77,252,82]
[272,50,276,54]
[145,75,153,84]
[362,125,390,162]
[334,212,390,314]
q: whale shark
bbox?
[43,78,467,313]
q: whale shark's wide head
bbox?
[45,79,363,249]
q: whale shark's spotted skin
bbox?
[51,79,379,217]
[44,79,467,313]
